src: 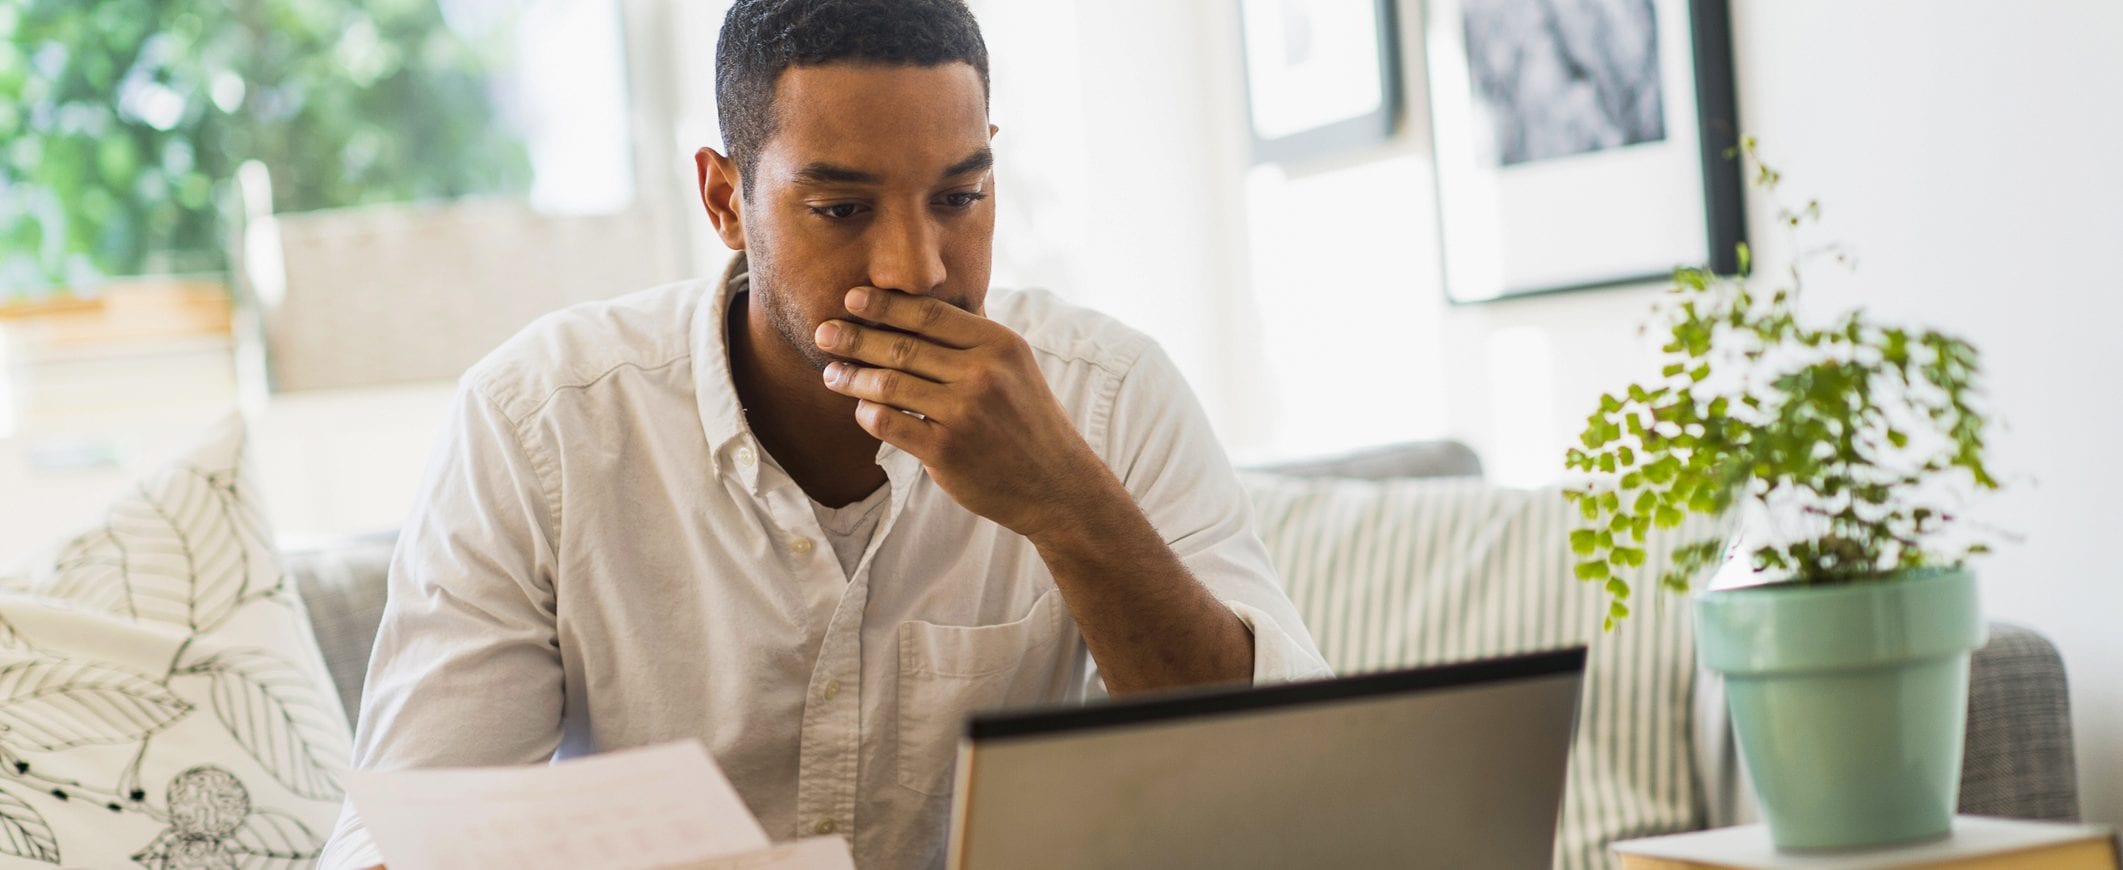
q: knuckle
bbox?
[889,334,919,366]
[917,298,946,330]
[858,400,892,433]
[873,368,904,400]
[991,334,1029,366]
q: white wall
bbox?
[1217,0,2123,826]
[1721,0,2123,826]
[978,0,1262,429]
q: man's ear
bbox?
[696,147,747,251]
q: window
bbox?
[0,0,634,296]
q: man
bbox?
[320,1,1327,867]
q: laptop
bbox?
[946,648,1586,870]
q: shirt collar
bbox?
[692,254,753,477]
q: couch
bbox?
[285,440,2080,866]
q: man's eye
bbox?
[810,203,865,219]
[941,192,988,209]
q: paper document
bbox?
[346,741,852,870]
[658,837,858,870]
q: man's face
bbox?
[736,62,996,374]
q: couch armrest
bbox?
[284,531,398,730]
[1961,622,2080,820]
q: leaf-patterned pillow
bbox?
[0,413,353,868]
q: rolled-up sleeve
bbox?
[1224,599,1333,683]
[1101,340,1332,685]
[317,381,567,869]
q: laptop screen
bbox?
[949,648,1586,870]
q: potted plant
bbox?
[1564,139,1999,851]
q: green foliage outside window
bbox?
[0,0,533,297]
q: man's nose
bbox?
[866,209,948,298]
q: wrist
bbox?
[1020,463,1134,552]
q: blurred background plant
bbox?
[0,0,533,298]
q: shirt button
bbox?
[734,445,757,467]
[823,680,840,700]
[789,536,815,556]
[814,818,837,835]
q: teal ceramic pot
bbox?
[1695,567,1983,851]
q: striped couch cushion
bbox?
[1240,473,1716,870]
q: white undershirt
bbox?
[810,484,891,580]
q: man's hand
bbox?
[816,286,1255,693]
[815,287,1107,540]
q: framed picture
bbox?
[1239,0,1402,164]
[1424,0,1745,303]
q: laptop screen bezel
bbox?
[965,646,1587,742]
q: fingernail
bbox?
[823,362,844,384]
[816,321,841,347]
[846,287,870,311]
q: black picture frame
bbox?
[1424,0,1745,304]
[1238,0,1403,164]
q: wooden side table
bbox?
[1615,816,2118,869]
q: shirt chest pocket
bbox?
[895,588,1080,797]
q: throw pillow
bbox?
[1239,472,1721,870]
[0,413,352,867]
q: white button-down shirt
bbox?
[320,267,1330,869]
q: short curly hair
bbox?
[717,0,991,199]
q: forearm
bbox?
[1028,472,1255,695]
